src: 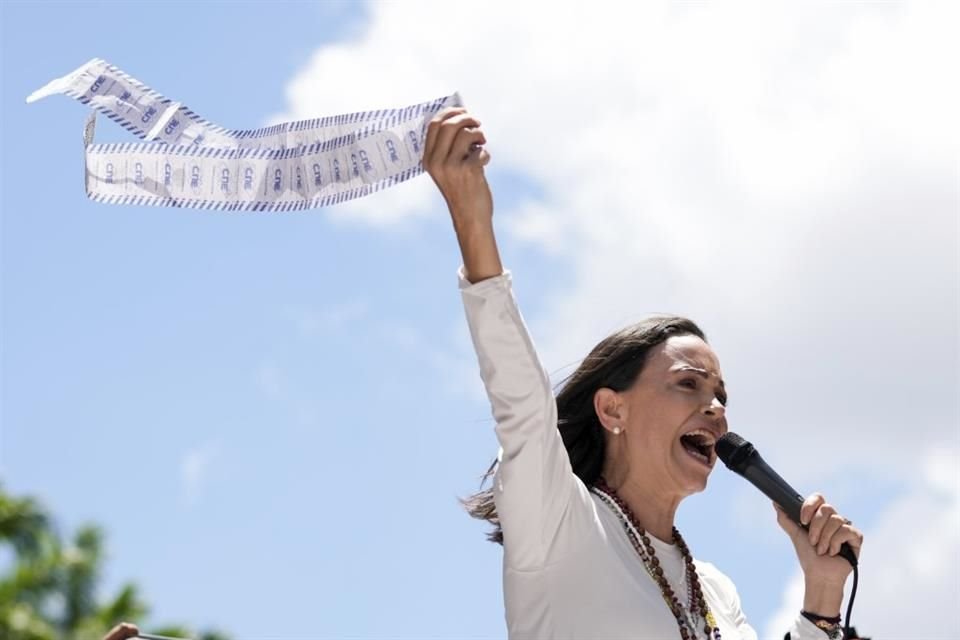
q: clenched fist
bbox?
[775,493,863,585]
[422,107,493,224]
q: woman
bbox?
[423,107,863,640]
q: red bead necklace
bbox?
[592,478,721,640]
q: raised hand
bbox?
[423,107,501,283]
[423,107,492,222]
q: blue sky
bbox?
[2,2,958,639]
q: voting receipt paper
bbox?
[28,58,462,212]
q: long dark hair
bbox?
[461,315,707,544]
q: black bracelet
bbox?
[801,610,842,624]
[801,610,842,638]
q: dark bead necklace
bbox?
[592,478,721,640]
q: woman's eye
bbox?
[680,379,697,389]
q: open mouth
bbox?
[679,430,715,467]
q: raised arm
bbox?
[424,108,581,569]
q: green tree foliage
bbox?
[0,484,229,640]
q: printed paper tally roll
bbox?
[28,58,461,212]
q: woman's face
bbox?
[617,334,728,496]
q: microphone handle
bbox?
[742,456,858,568]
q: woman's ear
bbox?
[593,387,625,434]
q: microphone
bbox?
[715,432,858,568]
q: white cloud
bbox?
[501,198,568,256]
[764,448,960,639]
[273,0,959,632]
[180,441,221,507]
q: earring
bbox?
[612,427,623,435]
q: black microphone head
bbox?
[715,432,755,473]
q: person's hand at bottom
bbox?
[103,622,140,640]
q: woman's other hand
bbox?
[774,494,864,615]
[775,493,863,583]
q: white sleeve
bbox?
[787,616,841,640]
[700,561,834,640]
[699,562,760,640]
[458,265,579,571]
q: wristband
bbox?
[801,610,842,638]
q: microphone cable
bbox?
[843,564,858,639]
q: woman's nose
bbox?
[702,397,725,420]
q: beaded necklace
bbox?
[591,478,721,640]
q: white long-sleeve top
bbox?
[459,266,826,640]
